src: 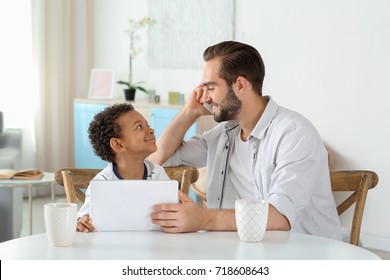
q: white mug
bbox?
[235,199,269,242]
[44,202,77,247]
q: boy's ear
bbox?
[110,138,125,153]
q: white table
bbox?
[0,172,55,235]
[0,231,380,260]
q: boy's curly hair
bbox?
[88,103,134,163]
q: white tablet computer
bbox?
[89,180,178,231]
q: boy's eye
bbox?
[136,125,142,129]
[207,87,214,91]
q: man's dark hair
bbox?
[203,41,265,96]
[88,103,134,163]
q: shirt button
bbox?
[249,136,253,140]
[225,145,228,149]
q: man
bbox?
[150,41,342,240]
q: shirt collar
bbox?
[250,96,279,140]
[223,96,279,141]
[112,163,148,180]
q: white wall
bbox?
[91,0,390,250]
[90,0,201,102]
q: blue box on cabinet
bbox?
[150,108,197,140]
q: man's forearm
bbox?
[150,108,199,165]
[267,204,291,231]
[200,205,290,232]
[201,209,237,231]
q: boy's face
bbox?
[116,110,157,156]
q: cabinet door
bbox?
[150,108,197,140]
[74,102,108,168]
[150,108,198,201]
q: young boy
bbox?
[77,103,169,232]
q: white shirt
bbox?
[228,131,255,199]
[165,96,343,240]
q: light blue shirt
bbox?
[165,97,342,240]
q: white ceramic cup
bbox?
[44,202,77,247]
[235,199,269,242]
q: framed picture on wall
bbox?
[88,69,115,99]
[148,0,234,69]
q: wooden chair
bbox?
[191,167,208,207]
[330,170,379,246]
[54,168,100,203]
[163,166,199,196]
[54,165,199,203]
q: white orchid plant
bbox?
[117,17,155,93]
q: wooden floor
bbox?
[21,194,390,260]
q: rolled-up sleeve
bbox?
[164,127,219,168]
[262,121,328,231]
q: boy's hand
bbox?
[77,215,96,233]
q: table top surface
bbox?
[0,172,54,186]
[0,230,380,260]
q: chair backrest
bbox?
[54,165,199,203]
[163,165,199,195]
[54,168,101,203]
[330,170,379,246]
[191,167,207,207]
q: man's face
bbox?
[201,58,242,123]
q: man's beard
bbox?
[214,86,242,122]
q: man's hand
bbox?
[183,85,212,116]
[149,85,209,165]
[77,214,96,233]
[151,191,206,233]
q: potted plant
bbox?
[117,81,147,101]
[117,17,155,101]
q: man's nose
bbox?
[201,87,210,103]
